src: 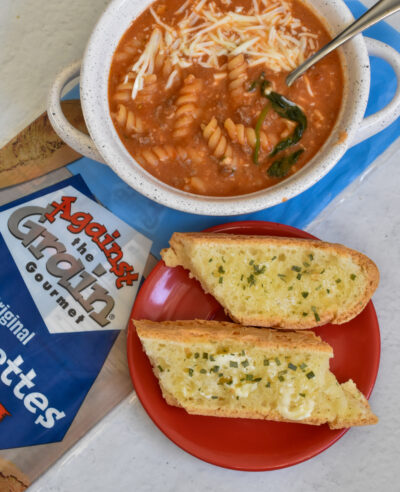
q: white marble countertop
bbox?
[1,1,399,491]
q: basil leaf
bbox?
[265,92,307,156]
[267,149,304,178]
[252,104,269,165]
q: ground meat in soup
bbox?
[108,0,343,197]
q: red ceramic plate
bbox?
[127,221,380,471]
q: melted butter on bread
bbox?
[161,233,379,329]
[136,320,378,428]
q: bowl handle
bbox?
[47,60,105,163]
[350,37,400,147]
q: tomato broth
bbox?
[109,0,343,196]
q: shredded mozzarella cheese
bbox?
[127,0,317,100]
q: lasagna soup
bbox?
[109,0,343,197]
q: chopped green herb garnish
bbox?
[211,365,220,373]
[301,291,309,298]
[253,103,270,165]
[241,350,245,356]
[303,262,310,267]
[203,352,208,359]
[218,265,225,274]
[219,277,223,284]
[278,273,286,281]
[288,362,297,371]
[263,359,269,366]
[249,259,254,265]
[208,258,213,262]
[253,263,266,275]
[222,256,226,263]
[210,355,215,361]
[241,360,249,368]
[327,289,330,293]
[240,274,244,281]
[211,396,218,399]
[320,269,325,274]
[275,357,281,366]
[230,361,238,368]
[157,365,164,372]
[299,392,306,397]
[350,274,357,280]
[306,371,315,379]
[188,368,193,377]
[271,256,277,261]
[291,265,301,272]
[267,149,304,178]
[194,352,199,359]
[253,377,262,382]
[302,312,308,316]
[336,278,341,283]
[200,369,207,374]
[245,374,254,381]
[265,382,271,388]
[218,373,224,378]
[288,286,293,291]
[297,273,302,280]
[278,375,285,382]
[316,285,322,291]
[300,363,307,370]
[311,306,320,322]
[247,273,256,286]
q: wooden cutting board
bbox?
[0,100,87,189]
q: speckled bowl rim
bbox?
[80,0,369,216]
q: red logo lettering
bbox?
[45,196,139,289]
[0,403,10,422]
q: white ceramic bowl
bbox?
[48,0,400,216]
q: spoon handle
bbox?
[286,0,400,86]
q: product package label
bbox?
[0,175,152,449]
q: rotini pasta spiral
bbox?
[113,38,143,63]
[155,51,176,78]
[136,145,176,166]
[202,117,234,162]
[227,54,249,104]
[135,74,158,105]
[184,176,207,194]
[114,104,144,133]
[173,74,203,139]
[113,73,135,103]
[136,145,203,167]
[224,118,270,150]
[155,51,181,89]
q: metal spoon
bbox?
[286,0,400,86]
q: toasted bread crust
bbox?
[161,233,380,329]
[136,319,378,428]
[135,319,333,354]
[163,397,378,429]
